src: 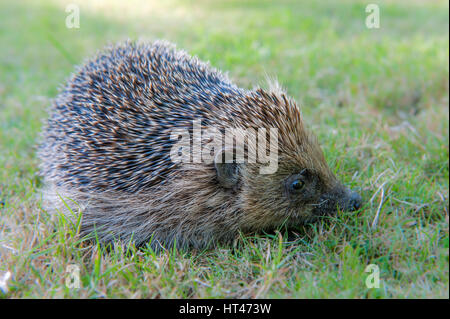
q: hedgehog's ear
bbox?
[214,148,240,189]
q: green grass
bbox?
[0,0,448,298]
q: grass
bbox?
[0,0,448,298]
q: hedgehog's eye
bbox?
[290,179,305,191]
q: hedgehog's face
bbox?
[275,164,362,222]
[241,160,361,231]
[214,142,362,231]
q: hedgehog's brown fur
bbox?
[38,40,361,249]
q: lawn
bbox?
[0,0,448,298]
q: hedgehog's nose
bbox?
[347,191,362,211]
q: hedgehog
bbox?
[38,40,362,249]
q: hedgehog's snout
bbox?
[335,187,362,213]
[344,190,362,212]
[313,185,362,216]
